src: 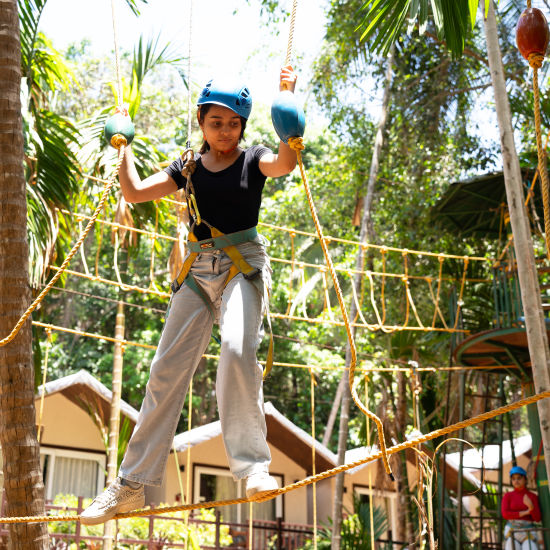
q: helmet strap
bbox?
[219,144,239,155]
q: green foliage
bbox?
[300,494,388,549]
[48,494,232,549]
[357,0,492,57]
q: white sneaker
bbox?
[80,477,145,525]
[245,472,279,498]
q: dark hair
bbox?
[197,104,247,154]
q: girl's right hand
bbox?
[280,65,297,93]
[114,104,129,116]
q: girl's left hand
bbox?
[280,65,297,92]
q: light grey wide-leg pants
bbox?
[120,240,272,487]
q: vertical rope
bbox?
[149,201,159,288]
[528,52,550,260]
[288,140,393,478]
[310,368,317,550]
[110,0,124,108]
[284,0,299,67]
[365,375,375,550]
[186,0,194,147]
[37,328,52,443]
[172,444,185,510]
[286,232,296,315]
[452,258,469,330]
[184,379,193,550]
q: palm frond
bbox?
[358,0,493,57]
[123,0,148,17]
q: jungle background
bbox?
[8,0,550,547]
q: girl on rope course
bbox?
[502,466,543,549]
[81,66,298,525]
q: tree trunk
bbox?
[102,299,125,550]
[483,0,550,481]
[330,352,352,550]
[0,1,49,547]
[394,371,409,544]
[322,374,344,447]
[330,45,395,549]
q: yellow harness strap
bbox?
[171,225,273,378]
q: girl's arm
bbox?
[259,66,299,178]
[118,146,178,204]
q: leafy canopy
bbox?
[358,0,492,57]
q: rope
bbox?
[284,0,298,67]
[310,368,318,549]
[32,319,518,374]
[3,387,549,524]
[110,0,124,108]
[0,149,125,347]
[287,136,394,479]
[528,51,550,261]
[186,0,194,147]
[365,375,375,550]
[36,328,52,443]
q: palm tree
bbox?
[0,1,149,547]
[0,1,49,547]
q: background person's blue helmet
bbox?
[510,465,527,477]
[197,80,252,120]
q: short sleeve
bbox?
[251,144,272,163]
[164,157,186,190]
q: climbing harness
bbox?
[173,150,275,377]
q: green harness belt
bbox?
[171,225,274,378]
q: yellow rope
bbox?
[287,136,393,479]
[528,51,550,261]
[184,378,193,550]
[37,328,52,443]
[285,231,296,315]
[453,257,469,330]
[32,321,521,374]
[284,0,298,67]
[72,181,491,261]
[148,201,160,289]
[4,387,549,524]
[310,368,317,549]
[365,375,375,550]
[0,149,125,347]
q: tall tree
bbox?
[359,0,550,509]
[0,0,49,547]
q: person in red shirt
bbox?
[501,466,542,549]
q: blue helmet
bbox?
[510,466,527,477]
[197,79,252,119]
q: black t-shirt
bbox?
[164,145,271,241]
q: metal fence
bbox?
[0,497,313,549]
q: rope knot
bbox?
[180,148,196,178]
[529,52,545,70]
[288,136,305,152]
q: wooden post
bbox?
[75,496,82,546]
[103,299,126,550]
[215,509,221,550]
[148,513,155,550]
[483,0,550,483]
[277,517,283,550]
